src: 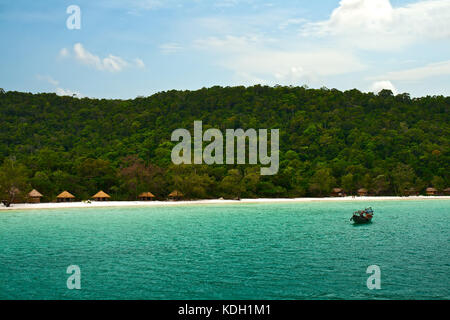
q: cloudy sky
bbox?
[1,0,449,98]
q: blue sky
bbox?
[1,0,449,98]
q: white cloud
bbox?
[159,42,183,54]
[61,43,144,72]
[372,60,450,82]
[36,74,59,86]
[37,74,82,97]
[278,18,307,30]
[59,48,69,58]
[301,0,450,50]
[195,35,366,85]
[56,87,82,98]
[73,43,128,72]
[134,58,146,68]
[370,80,397,94]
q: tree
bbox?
[342,173,355,196]
[30,171,52,200]
[219,169,244,199]
[392,164,416,195]
[0,87,448,200]
[431,176,445,192]
[0,158,29,207]
[309,168,336,197]
[373,175,389,195]
[119,156,162,199]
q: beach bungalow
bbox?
[92,190,111,201]
[28,189,43,203]
[168,190,184,201]
[57,191,76,202]
[357,188,368,197]
[444,188,450,196]
[139,192,156,201]
[331,188,345,197]
[426,187,438,196]
[404,188,419,197]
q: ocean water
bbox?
[0,200,448,300]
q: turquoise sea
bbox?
[0,200,449,300]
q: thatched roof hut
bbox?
[57,191,76,202]
[357,188,368,196]
[28,189,43,203]
[404,187,418,196]
[168,190,184,200]
[444,188,450,195]
[426,187,438,196]
[331,188,345,197]
[139,192,155,201]
[92,190,111,201]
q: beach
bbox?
[1,196,449,210]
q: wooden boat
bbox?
[351,207,374,224]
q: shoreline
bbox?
[1,196,449,211]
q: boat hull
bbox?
[351,215,372,224]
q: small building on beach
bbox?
[28,189,43,203]
[357,188,368,197]
[139,192,156,201]
[92,190,111,201]
[57,191,76,202]
[404,188,419,197]
[444,188,450,196]
[331,188,345,197]
[426,187,438,196]
[168,190,184,201]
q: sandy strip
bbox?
[0,196,449,211]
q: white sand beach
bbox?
[1,196,449,210]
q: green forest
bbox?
[0,85,449,202]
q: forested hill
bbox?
[0,86,449,201]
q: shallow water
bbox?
[0,200,449,299]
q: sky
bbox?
[0,0,449,99]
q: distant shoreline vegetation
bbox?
[0,85,448,203]
[171,121,279,175]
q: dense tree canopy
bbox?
[0,86,448,201]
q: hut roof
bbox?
[57,191,75,199]
[169,190,184,197]
[444,188,450,192]
[28,189,43,197]
[139,192,155,198]
[92,190,111,198]
[426,187,437,192]
[332,188,343,193]
[358,188,368,192]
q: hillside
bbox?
[0,86,449,201]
